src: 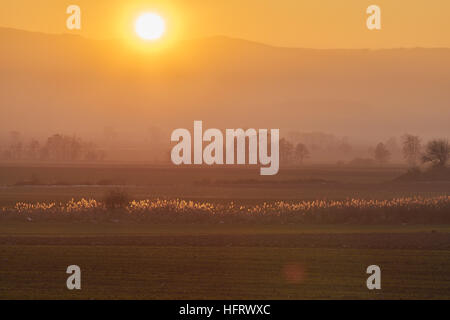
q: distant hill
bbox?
[1,27,450,140]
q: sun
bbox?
[135,13,166,40]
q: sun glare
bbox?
[135,13,166,40]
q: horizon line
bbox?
[2,26,450,51]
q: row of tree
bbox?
[279,139,310,164]
[279,135,449,167]
[373,135,449,167]
[1,133,106,161]
[1,131,448,167]
[402,135,449,168]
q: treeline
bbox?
[1,130,447,166]
[281,132,449,168]
[369,135,449,168]
[1,132,106,161]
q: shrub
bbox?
[103,190,130,209]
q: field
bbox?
[1,222,450,299]
[1,164,448,205]
[1,165,450,299]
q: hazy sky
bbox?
[1,0,450,48]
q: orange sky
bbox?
[1,0,450,48]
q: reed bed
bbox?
[1,195,449,224]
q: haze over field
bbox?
[1,1,450,301]
[1,27,450,141]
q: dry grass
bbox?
[2,195,449,224]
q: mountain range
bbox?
[1,27,449,141]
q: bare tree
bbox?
[401,134,421,167]
[295,143,310,164]
[374,142,390,165]
[8,131,23,160]
[27,139,40,160]
[422,139,450,167]
[279,138,294,164]
[44,134,104,161]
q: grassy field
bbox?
[2,245,450,300]
[1,222,450,299]
[1,165,449,299]
[1,164,448,206]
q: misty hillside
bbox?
[1,27,450,140]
